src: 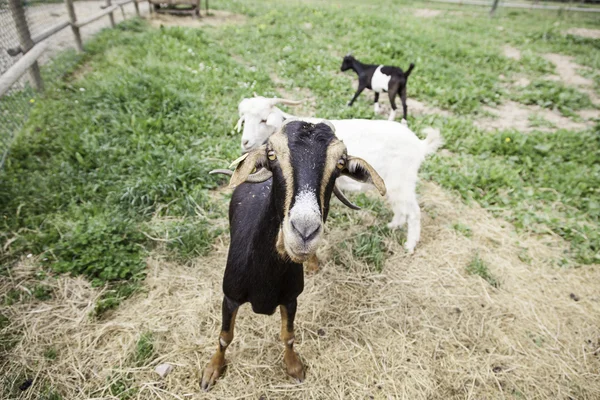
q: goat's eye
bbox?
[268,150,277,161]
[261,119,267,124]
[336,158,346,169]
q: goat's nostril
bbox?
[291,221,320,242]
[242,139,249,146]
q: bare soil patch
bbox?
[503,45,521,60]
[565,27,600,39]
[148,9,247,28]
[476,100,592,132]
[544,53,593,87]
[2,181,599,399]
[413,8,443,18]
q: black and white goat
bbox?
[202,119,386,390]
[341,54,415,122]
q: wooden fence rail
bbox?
[1,0,143,97]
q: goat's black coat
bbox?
[341,55,415,120]
[223,122,338,315]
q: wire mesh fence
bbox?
[0,0,146,169]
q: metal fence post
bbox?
[8,0,44,92]
[64,0,83,52]
[106,0,116,27]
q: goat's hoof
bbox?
[201,355,226,391]
[404,244,416,254]
[401,119,408,126]
[284,351,305,382]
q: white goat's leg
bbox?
[386,190,407,229]
[404,199,421,253]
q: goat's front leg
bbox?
[280,301,304,382]
[347,83,366,107]
[201,296,240,391]
[373,92,380,113]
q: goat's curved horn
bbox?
[269,97,303,106]
[245,168,273,183]
[209,169,234,176]
[333,184,360,210]
[253,92,259,97]
[209,168,273,183]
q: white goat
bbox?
[235,96,443,253]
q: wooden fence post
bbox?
[8,0,44,91]
[64,0,83,52]
[133,0,140,17]
[106,0,116,27]
[490,0,501,15]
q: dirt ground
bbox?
[0,1,150,91]
[2,181,599,399]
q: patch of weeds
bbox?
[513,80,593,116]
[167,220,223,261]
[46,211,147,283]
[466,255,499,288]
[44,347,58,360]
[3,289,25,306]
[452,222,472,237]
[108,373,137,400]
[527,113,556,129]
[94,282,140,317]
[351,226,389,272]
[132,332,155,367]
[32,284,53,301]
[0,313,8,330]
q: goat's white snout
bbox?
[284,190,323,261]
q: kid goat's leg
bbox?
[201,296,240,391]
[347,83,366,106]
[387,81,400,121]
[280,301,304,382]
[373,92,380,113]
[400,85,408,123]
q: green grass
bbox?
[132,332,155,366]
[0,0,599,313]
[466,255,499,288]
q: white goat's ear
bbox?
[341,156,386,196]
[266,112,284,128]
[229,145,268,188]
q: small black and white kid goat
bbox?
[341,54,415,122]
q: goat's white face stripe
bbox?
[371,66,391,93]
[289,188,321,225]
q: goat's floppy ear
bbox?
[229,145,268,188]
[341,156,386,196]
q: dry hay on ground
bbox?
[2,181,599,399]
[565,28,600,40]
[148,10,247,28]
